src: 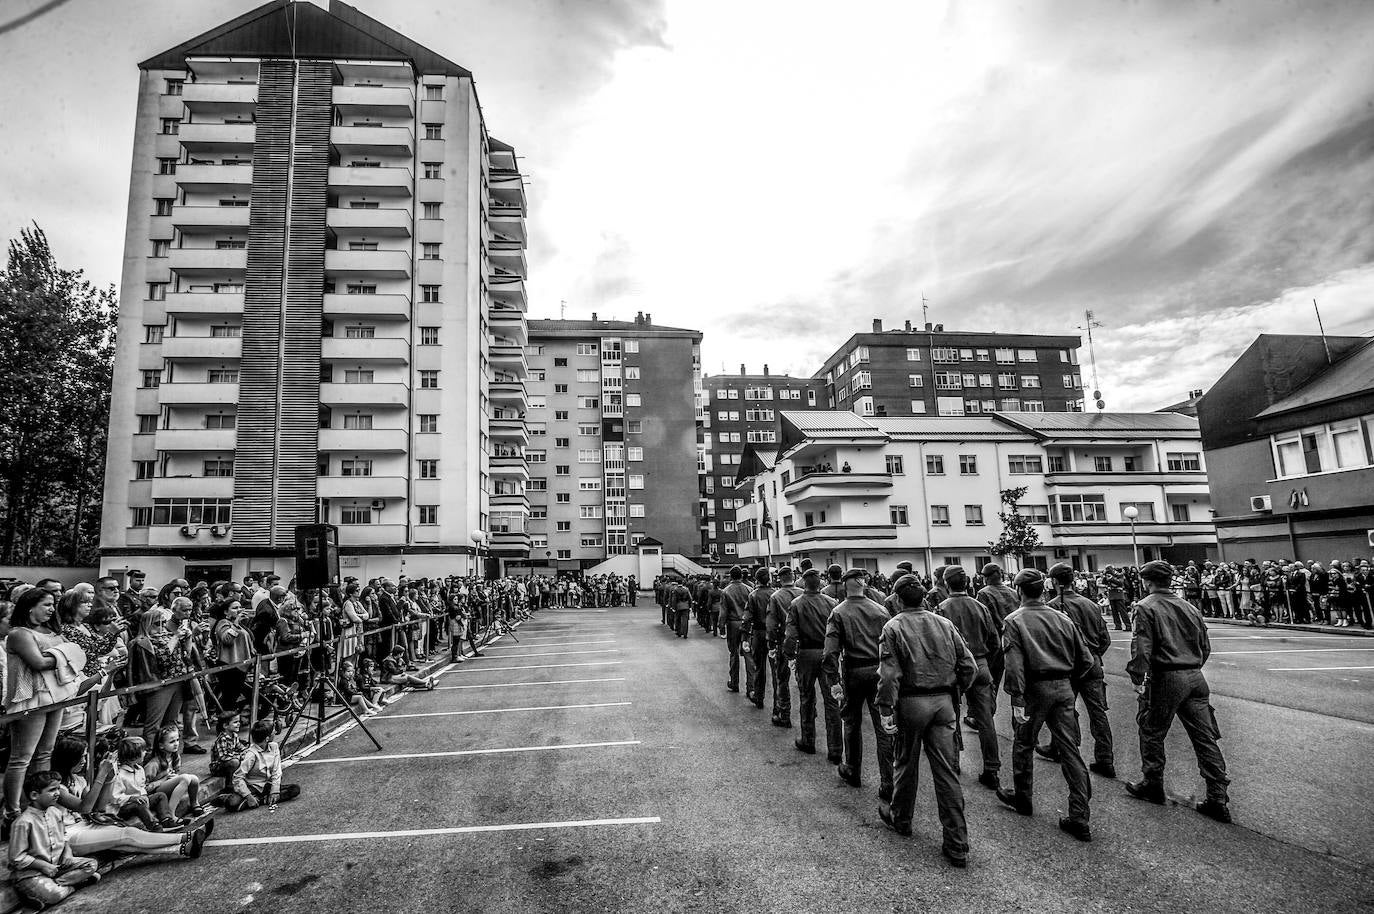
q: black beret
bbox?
[1047,562,1074,583]
[841,567,870,582]
[754,568,771,585]
[1139,560,1175,582]
[1013,568,1045,588]
[729,566,743,580]
[895,561,913,572]
[827,564,844,578]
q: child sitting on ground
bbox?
[144,725,205,820]
[337,660,383,715]
[9,771,101,906]
[381,644,436,691]
[226,720,301,811]
[357,658,388,706]
[209,713,247,784]
[107,737,180,830]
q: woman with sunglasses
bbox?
[129,606,193,745]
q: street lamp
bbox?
[1122,505,1141,569]
[471,529,487,579]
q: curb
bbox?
[1207,618,1374,638]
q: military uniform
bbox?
[742,574,774,708]
[938,590,1002,782]
[975,576,1017,702]
[999,570,1095,837]
[1044,571,1115,773]
[1127,562,1230,817]
[765,579,800,726]
[720,575,751,692]
[823,573,894,799]
[878,586,977,862]
[783,581,840,760]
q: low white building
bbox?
[734,411,1216,575]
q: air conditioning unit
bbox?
[1053,548,1070,559]
[1367,529,1374,548]
[1250,495,1272,513]
[179,525,195,537]
[370,499,386,510]
[211,525,229,538]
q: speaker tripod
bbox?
[279,656,383,753]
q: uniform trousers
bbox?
[1078,675,1114,766]
[1109,598,1130,630]
[1012,680,1091,824]
[673,607,691,638]
[743,631,768,704]
[794,649,841,759]
[724,622,744,690]
[840,664,894,797]
[769,647,791,722]
[1136,669,1229,803]
[965,658,1000,774]
[890,694,967,859]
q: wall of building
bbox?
[628,335,699,557]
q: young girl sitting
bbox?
[357,658,388,706]
[106,736,179,830]
[381,645,436,691]
[144,725,205,820]
[337,660,383,716]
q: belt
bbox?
[845,660,879,669]
[1027,672,1070,683]
[797,638,824,651]
[1152,662,1202,672]
[898,685,956,698]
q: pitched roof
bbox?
[873,416,1030,441]
[140,0,471,76]
[778,411,884,437]
[527,318,701,337]
[1256,340,1374,418]
[993,411,1200,440]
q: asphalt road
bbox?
[64,605,1372,914]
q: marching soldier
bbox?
[1125,560,1232,823]
[996,569,1095,842]
[877,573,976,866]
[937,566,1003,790]
[922,565,949,613]
[783,568,841,760]
[823,568,894,802]
[883,561,915,617]
[822,564,845,601]
[720,567,751,693]
[1035,563,1116,777]
[765,566,801,728]
[741,568,773,709]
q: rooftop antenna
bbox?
[559,299,567,320]
[1313,299,1332,364]
[1077,309,1106,411]
[921,293,930,327]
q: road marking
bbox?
[205,816,661,847]
[1266,665,1374,672]
[467,649,619,659]
[1210,648,1374,655]
[296,739,641,765]
[483,640,618,649]
[437,678,626,691]
[442,661,624,673]
[381,702,630,719]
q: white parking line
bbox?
[296,739,641,765]
[381,702,631,719]
[442,661,623,673]
[437,678,626,691]
[1266,665,1374,672]
[1210,648,1374,655]
[206,816,661,847]
[483,640,617,649]
[468,649,619,659]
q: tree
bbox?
[988,486,1041,571]
[0,225,117,565]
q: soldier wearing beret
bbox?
[877,573,977,866]
[1035,563,1116,777]
[937,566,1003,790]
[741,568,774,709]
[883,562,915,618]
[1125,560,1232,823]
[784,568,841,760]
[975,562,1018,721]
[996,568,1096,842]
[720,566,751,693]
[823,568,894,801]
[765,566,801,728]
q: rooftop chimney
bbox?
[592,311,598,322]
[924,322,933,331]
[740,363,746,375]
[904,320,912,332]
[763,364,770,376]
[633,311,642,325]
[645,312,652,324]
[934,323,944,332]
[872,319,883,333]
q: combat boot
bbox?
[1196,799,1232,823]
[1125,780,1166,804]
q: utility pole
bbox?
[1077,310,1105,411]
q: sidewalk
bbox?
[1207,617,1374,637]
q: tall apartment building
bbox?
[100,0,529,584]
[816,320,1084,417]
[699,366,825,563]
[523,314,702,570]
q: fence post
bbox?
[248,661,261,733]
[83,690,100,784]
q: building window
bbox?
[150,239,169,258]
[932,347,959,363]
[420,284,440,302]
[557,549,572,559]
[554,384,568,394]
[1119,501,1155,522]
[1047,455,1066,473]
[1017,349,1038,362]
[528,478,547,491]
[577,449,600,464]
[418,505,439,525]
[889,505,909,525]
[418,414,438,433]
[419,459,439,479]
[340,506,373,525]
[205,414,235,429]
[207,369,239,384]
[143,325,164,345]
[555,410,569,421]
[1170,503,1192,522]
[1008,454,1044,474]
[906,374,924,388]
[131,507,152,527]
[420,327,439,345]
[1094,456,1113,472]
[151,497,232,526]
[1023,400,1044,412]
[424,124,443,140]
[419,370,439,389]
[554,437,569,448]
[964,400,982,414]
[1166,452,1202,472]
[421,243,441,260]
[925,455,944,475]
[202,459,234,477]
[556,493,571,504]
[423,162,442,179]
[1055,493,1107,522]
[1021,376,1041,388]
[164,78,184,95]
[578,479,602,491]
[134,460,156,480]
[930,505,950,526]
[160,117,180,135]
[423,203,441,219]
[934,371,961,391]
[910,400,926,414]
[140,369,161,389]
[343,325,376,339]
[343,369,374,384]
[965,505,984,525]
[626,393,642,407]
[995,348,1014,363]
[628,474,645,489]
[962,373,977,388]
[997,373,1016,390]
[959,455,977,475]
[905,348,922,362]
[154,198,174,217]
[157,157,178,175]
[883,454,904,475]
[555,465,570,476]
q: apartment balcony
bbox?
[489,417,528,445]
[487,309,527,343]
[321,337,409,363]
[161,336,241,360]
[175,164,252,194]
[154,428,237,452]
[490,491,529,509]
[784,471,893,504]
[327,166,412,197]
[488,277,527,310]
[168,247,247,277]
[164,291,244,316]
[1044,471,1209,493]
[490,454,529,478]
[147,525,236,548]
[332,85,415,118]
[331,125,414,156]
[181,82,257,113]
[317,428,408,452]
[171,205,250,233]
[323,292,410,320]
[788,524,899,550]
[316,475,408,500]
[326,207,411,236]
[179,122,256,152]
[156,382,238,406]
[324,248,411,279]
[487,207,525,242]
[319,381,409,407]
[1049,521,1217,544]
[336,524,408,547]
[489,379,526,404]
[488,240,527,279]
[489,172,525,208]
[491,529,532,555]
[151,476,234,499]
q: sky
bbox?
[2,0,1372,409]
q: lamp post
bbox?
[1122,505,1141,569]
[471,529,487,580]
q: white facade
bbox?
[735,412,1216,575]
